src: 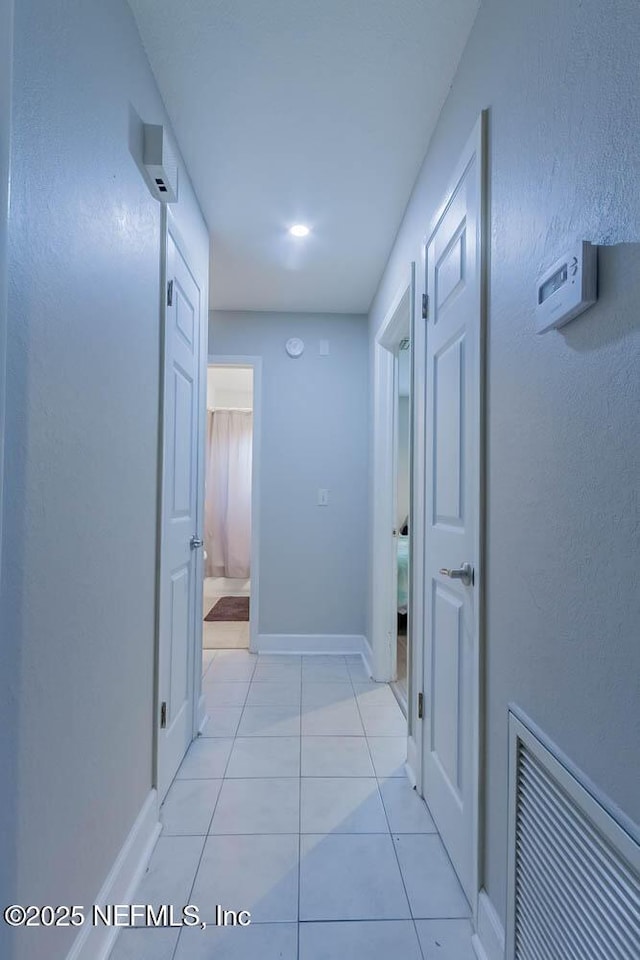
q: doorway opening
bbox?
[202,364,254,653]
[371,271,415,724]
[393,338,411,707]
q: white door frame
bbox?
[370,275,413,683]
[406,261,424,781]
[414,112,487,920]
[154,207,208,786]
[207,354,262,654]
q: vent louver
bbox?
[507,712,640,960]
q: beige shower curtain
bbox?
[204,409,252,579]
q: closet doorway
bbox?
[371,267,415,718]
[202,359,261,653]
[394,341,411,704]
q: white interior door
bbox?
[421,127,483,902]
[157,225,203,800]
[390,353,400,681]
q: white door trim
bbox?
[416,111,487,921]
[207,354,262,654]
[371,277,412,682]
[154,207,208,791]
[405,262,423,779]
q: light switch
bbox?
[319,339,330,357]
[318,488,329,506]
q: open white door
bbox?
[157,221,204,800]
[371,282,412,684]
[421,118,484,904]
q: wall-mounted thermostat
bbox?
[536,241,597,334]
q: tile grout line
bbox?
[150,652,426,960]
[188,655,416,945]
[350,659,427,960]
[169,649,257,960]
[166,648,217,960]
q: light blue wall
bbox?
[211,311,369,640]
[0,3,14,952]
[370,0,640,927]
[0,3,207,958]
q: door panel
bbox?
[435,223,466,314]
[422,145,481,903]
[172,366,194,515]
[169,567,189,712]
[431,583,463,798]
[158,228,202,800]
[433,335,464,525]
[176,282,195,346]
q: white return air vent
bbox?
[507,711,640,960]
[143,124,178,203]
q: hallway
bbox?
[110,651,475,960]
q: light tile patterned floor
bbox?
[110,651,476,960]
[203,577,251,650]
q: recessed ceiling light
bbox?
[289,224,310,238]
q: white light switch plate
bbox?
[317,488,329,506]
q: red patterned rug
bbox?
[204,596,250,622]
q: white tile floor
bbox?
[110,650,475,960]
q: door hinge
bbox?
[167,279,174,307]
[422,293,429,320]
[160,701,167,729]
[417,692,424,719]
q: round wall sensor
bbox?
[285,337,304,358]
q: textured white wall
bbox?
[370,0,640,927]
[0,0,11,573]
[0,3,208,958]
[0,3,14,953]
[210,311,369,638]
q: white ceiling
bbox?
[129,0,479,314]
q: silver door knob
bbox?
[190,536,203,550]
[439,562,474,586]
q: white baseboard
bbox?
[405,734,419,788]
[256,633,367,655]
[196,693,207,734]
[66,790,161,960]
[473,889,505,960]
[361,638,374,677]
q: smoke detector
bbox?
[143,124,179,203]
